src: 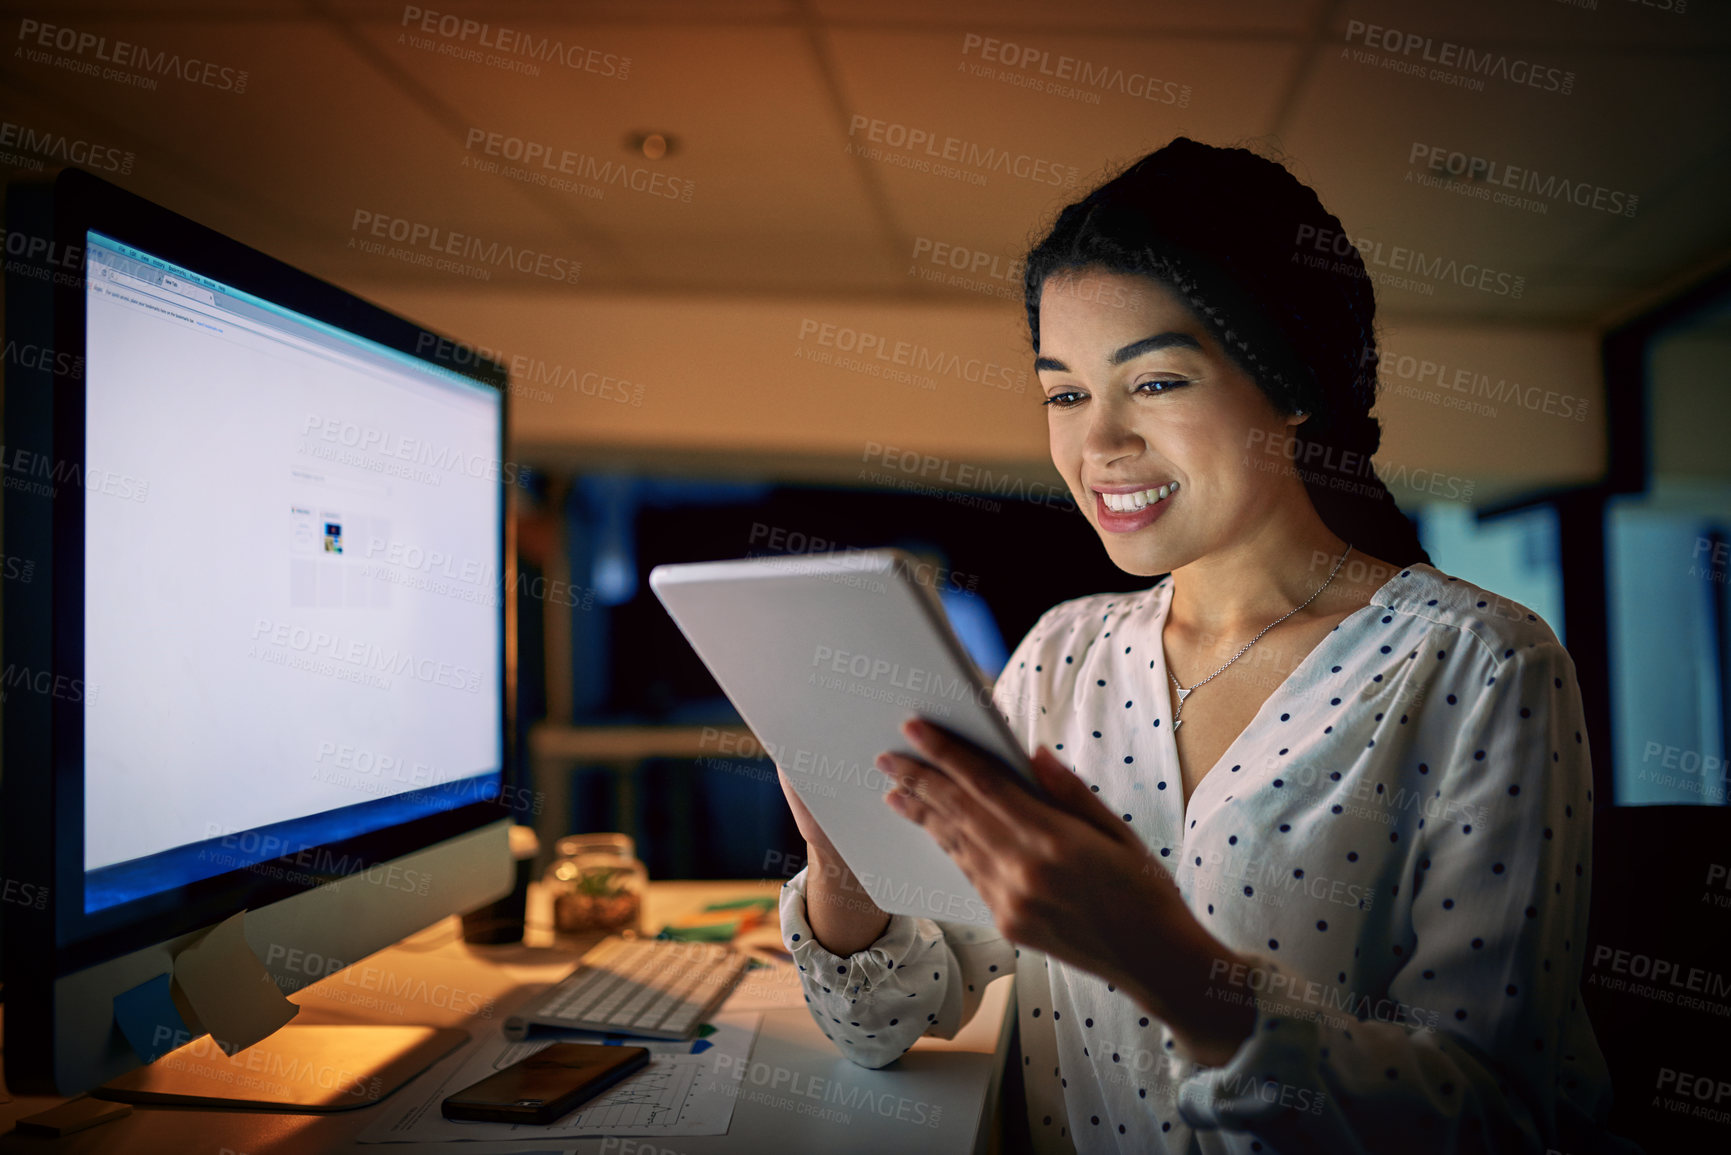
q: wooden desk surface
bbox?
[0,879,1014,1155]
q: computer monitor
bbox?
[3,168,516,1103]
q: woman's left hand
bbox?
[882,714,1255,1064]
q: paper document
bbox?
[357,1011,761,1143]
[718,958,807,1011]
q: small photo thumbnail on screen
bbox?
[324,522,343,554]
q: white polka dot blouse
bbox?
[779,563,1635,1153]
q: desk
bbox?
[0,879,1016,1155]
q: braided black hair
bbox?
[1023,137,1431,569]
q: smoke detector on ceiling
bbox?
[626,131,677,160]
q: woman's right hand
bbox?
[775,767,890,954]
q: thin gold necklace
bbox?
[1167,541,1352,733]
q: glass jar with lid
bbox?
[545,832,647,936]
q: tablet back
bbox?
[649,549,1031,928]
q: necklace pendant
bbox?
[1172,716,1183,732]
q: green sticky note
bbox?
[656,921,739,942]
[702,896,776,913]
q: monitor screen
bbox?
[80,231,504,912]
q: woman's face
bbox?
[1036,268,1306,578]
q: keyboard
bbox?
[504,936,751,1041]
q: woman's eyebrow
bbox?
[1108,331,1203,365]
[1035,331,1203,374]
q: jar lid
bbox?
[555,831,636,860]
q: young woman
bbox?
[775,138,1632,1153]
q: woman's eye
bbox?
[1042,378,1191,408]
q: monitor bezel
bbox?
[17,166,515,977]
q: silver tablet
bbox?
[649,548,1036,928]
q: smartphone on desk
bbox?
[441,1043,651,1125]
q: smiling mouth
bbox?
[1095,480,1179,513]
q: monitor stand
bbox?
[92,1025,469,1112]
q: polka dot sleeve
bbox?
[778,866,1014,1069]
[1169,641,1621,1152]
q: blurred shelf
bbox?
[528,722,756,761]
[526,723,765,877]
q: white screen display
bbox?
[82,234,503,873]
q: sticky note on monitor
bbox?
[171,910,299,1054]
